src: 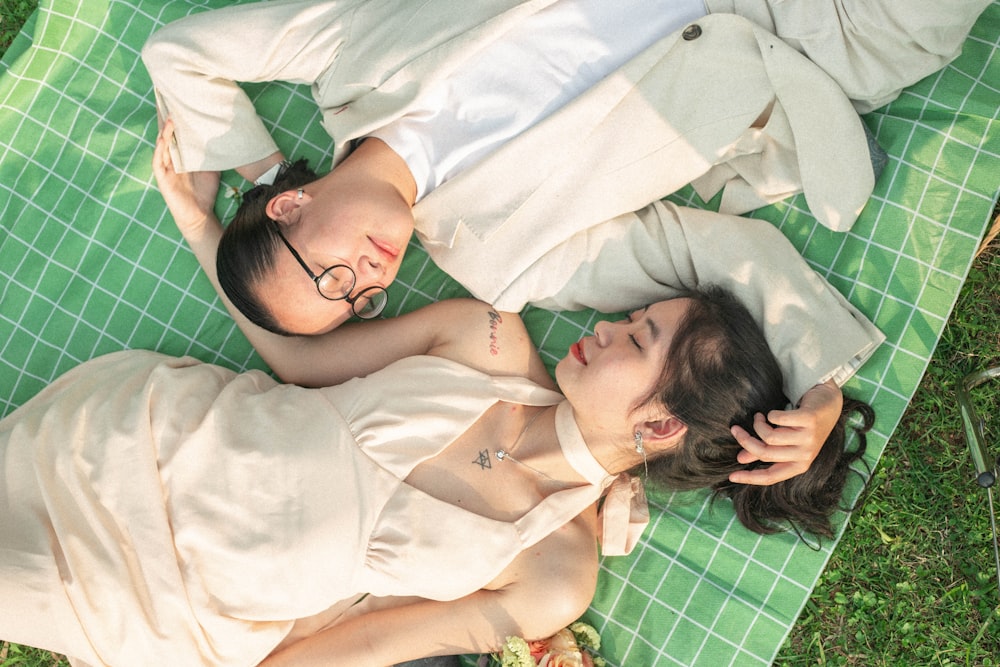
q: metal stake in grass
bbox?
[958,366,1000,602]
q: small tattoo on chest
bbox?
[473,448,493,470]
[487,311,503,356]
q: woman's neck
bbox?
[571,410,644,478]
[501,406,588,488]
[515,404,644,484]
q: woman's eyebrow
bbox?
[645,316,660,341]
[633,306,659,341]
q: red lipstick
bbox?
[570,340,587,365]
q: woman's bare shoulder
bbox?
[426,299,557,390]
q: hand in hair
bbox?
[152,119,222,238]
[728,380,844,486]
[724,397,874,539]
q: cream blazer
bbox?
[706,0,993,114]
[151,0,974,398]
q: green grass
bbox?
[776,235,1000,666]
[1,1,998,665]
[0,0,33,51]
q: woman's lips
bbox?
[571,340,587,365]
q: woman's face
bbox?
[555,298,693,435]
[257,185,415,335]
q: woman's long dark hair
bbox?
[640,286,873,540]
[216,158,318,336]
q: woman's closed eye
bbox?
[623,313,643,350]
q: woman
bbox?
[0,278,872,665]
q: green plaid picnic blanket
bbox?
[1,1,998,665]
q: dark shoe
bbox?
[863,120,889,183]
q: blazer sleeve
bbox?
[493,201,885,403]
[704,0,993,113]
[141,0,356,172]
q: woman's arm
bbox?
[256,297,552,389]
[260,514,598,667]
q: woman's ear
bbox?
[640,416,687,448]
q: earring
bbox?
[297,188,304,200]
[634,431,649,477]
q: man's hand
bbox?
[728,380,843,486]
[151,119,221,239]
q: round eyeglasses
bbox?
[269,221,388,319]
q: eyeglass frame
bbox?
[267,219,388,320]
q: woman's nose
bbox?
[594,320,613,346]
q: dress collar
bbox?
[554,401,612,486]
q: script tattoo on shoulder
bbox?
[487,310,503,356]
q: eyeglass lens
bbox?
[350,287,388,319]
[315,265,355,299]
[315,267,386,318]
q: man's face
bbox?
[259,186,414,335]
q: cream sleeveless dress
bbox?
[0,350,645,666]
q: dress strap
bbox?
[598,474,649,556]
[488,371,566,408]
[554,401,608,486]
[555,402,649,555]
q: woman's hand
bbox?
[152,119,221,240]
[728,380,843,485]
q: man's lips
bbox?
[570,340,587,365]
[369,236,400,260]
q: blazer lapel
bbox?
[415,14,776,248]
[414,26,689,247]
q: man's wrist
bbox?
[237,151,286,183]
[254,159,292,186]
